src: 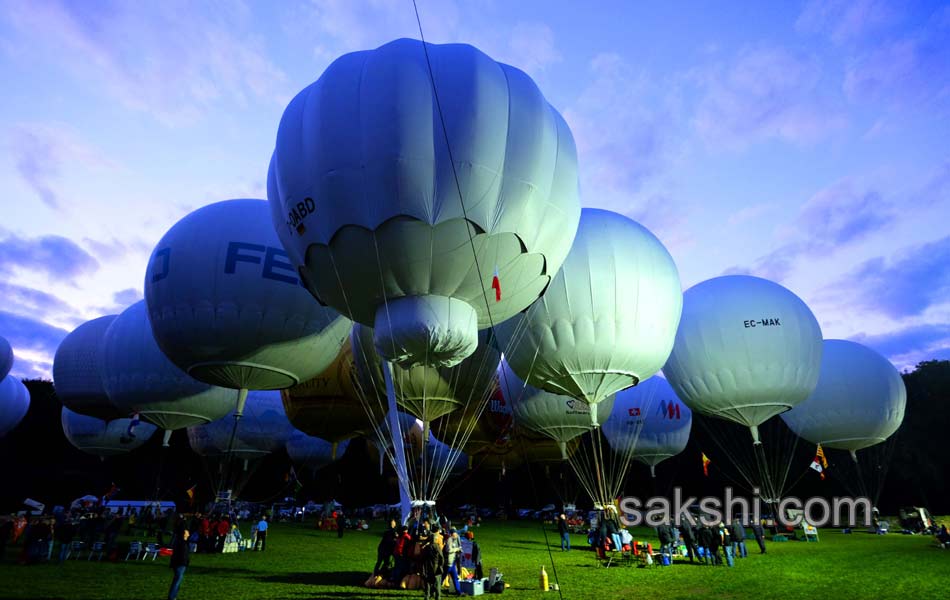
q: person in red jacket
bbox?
[216,518,230,552]
[391,526,411,583]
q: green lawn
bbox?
[0,519,944,599]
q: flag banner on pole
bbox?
[810,443,828,480]
[702,452,711,477]
[491,266,501,301]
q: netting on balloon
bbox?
[821,437,900,509]
[693,413,808,505]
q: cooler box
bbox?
[459,578,486,596]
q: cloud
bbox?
[563,54,672,201]
[0,281,75,319]
[733,179,893,280]
[506,22,562,77]
[692,46,846,148]
[832,236,950,319]
[727,203,775,227]
[10,355,55,380]
[796,0,899,44]
[8,123,115,209]
[0,230,99,281]
[111,288,141,307]
[841,8,950,109]
[0,310,69,359]
[2,0,289,125]
[851,323,950,371]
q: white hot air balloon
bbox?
[100,301,234,445]
[53,316,123,421]
[61,407,157,457]
[601,377,692,477]
[0,375,29,437]
[499,208,683,426]
[500,360,613,459]
[187,390,294,460]
[286,431,349,473]
[498,208,682,508]
[663,275,823,439]
[781,339,906,461]
[663,275,822,501]
[145,198,350,421]
[0,335,13,380]
[269,38,581,370]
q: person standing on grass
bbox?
[443,529,462,596]
[731,519,747,558]
[167,521,190,600]
[337,512,345,538]
[557,514,570,551]
[719,523,734,567]
[752,520,767,554]
[681,521,698,563]
[256,516,268,551]
[421,537,445,600]
[699,524,715,565]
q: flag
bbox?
[810,444,828,480]
[186,485,196,506]
[491,266,501,302]
[126,413,141,438]
[702,452,711,477]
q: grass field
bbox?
[0,519,944,600]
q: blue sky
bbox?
[1,0,948,378]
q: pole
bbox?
[383,360,413,525]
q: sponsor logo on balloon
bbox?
[743,318,781,328]
[151,248,171,283]
[656,400,682,420]
[286,197,316,235]
[223,241,301,286]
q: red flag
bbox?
[702,453,711,477]
[491,266,501,301]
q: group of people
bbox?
[372,515,482,599]
[580,509,769,568]
[656,519,767,567]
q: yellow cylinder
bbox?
[539,565,549,591]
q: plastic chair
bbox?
[67,540,85,560]
[142,542,160,561]
[126,541,142,560]
[87,541,106,561]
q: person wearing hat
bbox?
[443,528,462,595]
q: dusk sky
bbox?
[1,0,948,379]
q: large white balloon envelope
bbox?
[0,335,12,380]
[187,389,294,459]
[269,38,582,369]
[351,323,500,429]
[61,407,157,457]
[53,316,124,421]
[499,359,613,459]
[601,377,692,476]
[0,375,30,437]
[100,301,234,440]
[663,275,823,440]
[781,339,906,459]
[145,199,350,396]
[499,208,683,425]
